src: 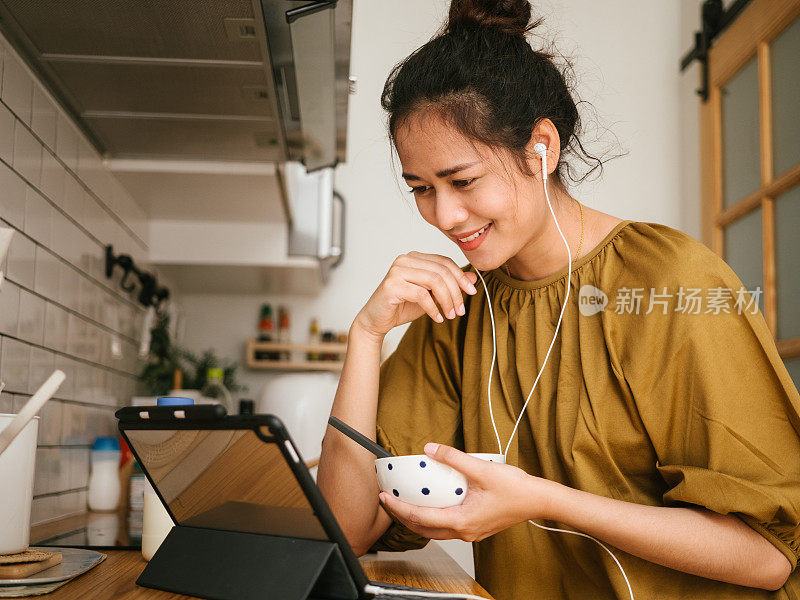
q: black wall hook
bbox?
[105,245,170,309]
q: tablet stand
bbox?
[137,526,360,600]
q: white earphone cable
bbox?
[364,583,491,600]
[467,150,634,600]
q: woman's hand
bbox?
[354,252,479,339]
[378,443,558,542]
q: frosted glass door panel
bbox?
[721,57,761,209]
[724,208,763,309]
[776,185,800,340]
[772,15,800,178]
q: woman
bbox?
[317,1,800,598]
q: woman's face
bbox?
[394,110,549,271]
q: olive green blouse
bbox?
[370,220,800,600]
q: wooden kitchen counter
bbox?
[37,543,494,599]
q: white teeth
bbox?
[459,224,490,243]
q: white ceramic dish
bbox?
[0,547,105,586]
[375,453,505,508]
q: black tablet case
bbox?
[137,526,359,600]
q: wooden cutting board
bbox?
[0,553,63,578]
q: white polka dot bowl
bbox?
[375,453,505,508]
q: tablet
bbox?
[116,406,484,600]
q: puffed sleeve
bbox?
[611,233,800,571]
[368,312,466,552]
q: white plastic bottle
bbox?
[87,437,121,512]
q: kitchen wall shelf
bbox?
[245,339,346,372]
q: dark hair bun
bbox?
[447,0,539,37]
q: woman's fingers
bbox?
[391,279,444,323]
[409,261,463,318]
[397,266,457,320]
[400,254,475,318]
[386,252,481,325]
[408,252,478,297]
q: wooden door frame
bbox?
[700,0,800,359]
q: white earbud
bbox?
[468,137,635,600]
[533,142,548,181]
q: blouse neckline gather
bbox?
[489,219,635,291]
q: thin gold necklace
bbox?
[504,200,584,278]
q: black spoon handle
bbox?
[328,416,393,458]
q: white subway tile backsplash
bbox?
[7,232,35,288]
[24,186,52,246]
[18,288,45,345]
[87,406,115,438]
[62,402,89,445]
[89,248,105,282]
[54,354,75,401]
[78,275,96,320]
[67,313,87,359]
[60,490,83,519]
[30,495,59,526]
[34,448,64,495]
[51,211,83,269]
[0,161,26,229]
[34,246,60,298]
[32,451,49,496]
[44,302,69,353]
[0,30,156,518]
[0,102,14,164]
[85,323,102,364]
[38,398,63,445]
[1,50,32,124]
[31,85,56,150]
[62,174,84,223]
[0,390,12,414]
[117,302,133,338]
[55,112,78,171]
[40,149,65,206]
[76,139,103,197]
[28,346,54,394]
[58,263,79,310]
[0,336,30,394]
[67,447,89,489]
[12,122,41,186]
[82,194,104,243]
[78,236,98,275]
[0,279,19,336]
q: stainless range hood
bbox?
[0,0,352,167]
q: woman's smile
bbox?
[453,222,493,251]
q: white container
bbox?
[0,414,39,554]
[142,481,174,561]
[375,453,505,508]
[87,438,121,512]
[257,372,339,463]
